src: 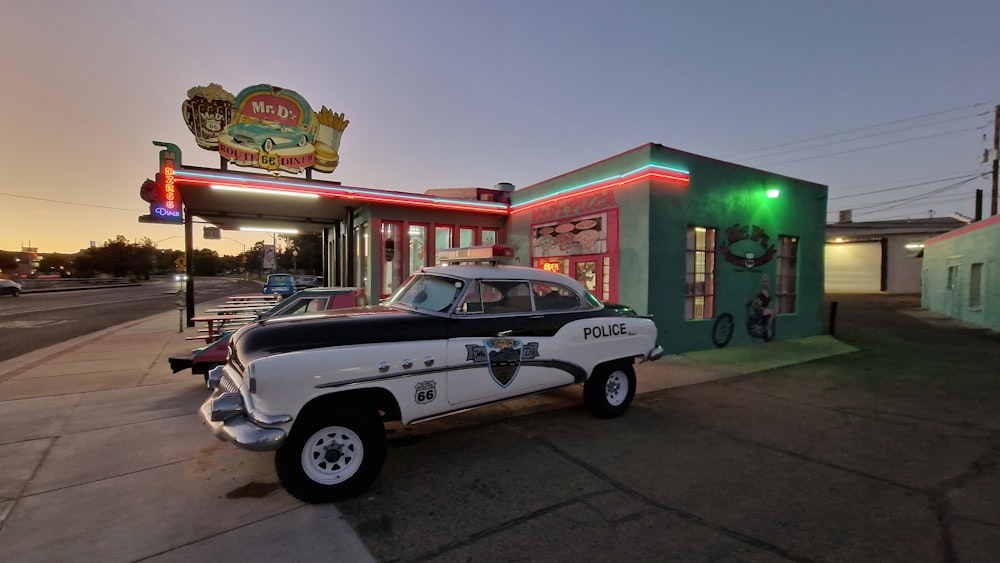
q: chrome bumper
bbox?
[200,369,287,452]
[646,345,665,362]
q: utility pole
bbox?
[992,104,999,216]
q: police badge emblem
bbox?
[485,337,521,387]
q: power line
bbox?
[830,173,984,200]
[735,112,986,163]
[849,175,983,216]
[834,169,984,191]
[0,191,144,213]
[722,99,999,159]
[753,126,983,168]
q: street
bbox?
[0,277,261,362]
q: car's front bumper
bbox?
[199,397,286,451]
[199,367,288,451]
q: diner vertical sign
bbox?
[139,142,184,224]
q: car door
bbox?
[444,279,564,406]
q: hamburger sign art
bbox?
[182,83,349,174]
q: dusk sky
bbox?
[2,0,999,254]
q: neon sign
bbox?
[540,261,562,273]
[163,162,177,211]
[150,148,183,223]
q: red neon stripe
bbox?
[511,170,688,215]
[178,177,509,214]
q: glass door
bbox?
[570,257,602,300]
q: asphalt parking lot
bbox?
[1,293,998,562]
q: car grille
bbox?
[219,373,240,394]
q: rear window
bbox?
[268,275,294,284]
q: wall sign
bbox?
[530,190,616,223]
[719,223,775,269]
[182,83,349,174]
[532,213,607,258]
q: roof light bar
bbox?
[437,244,516,264]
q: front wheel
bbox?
[275,408,386,503]
[584,364,636,419]
[712,313,734,348]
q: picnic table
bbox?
[204,304,275,315]
[226,294,281,303]
[185,293,282,344]
[188,314,259,343]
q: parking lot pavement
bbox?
[1,294,997,562]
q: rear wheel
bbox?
[584,364,636,418]
[275,407,386,503]
[764,318,776,342]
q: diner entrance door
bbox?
[570,256,603,301]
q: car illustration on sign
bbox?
[200,245,663,503]
[227,121,313,152]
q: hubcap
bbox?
[301,425,364,485]
[605,372,629,406]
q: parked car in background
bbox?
[170,286,367,377]
[201,245,663,503]
[262,273,297,297]
[294,275,324,289]
[0,279,22,297]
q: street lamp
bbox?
[293,249,298,273]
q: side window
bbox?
[532,282,580,311]
[457,281,483,314]
[286,297,326,315]
[482,281,532,314]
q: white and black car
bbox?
[201,246,663,503]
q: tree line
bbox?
[0,234,322,280]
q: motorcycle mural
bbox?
[711,274,775,348]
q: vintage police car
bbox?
[201,245,663,503]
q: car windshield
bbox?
[386,274,464,314]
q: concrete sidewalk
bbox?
[0,302,856,562]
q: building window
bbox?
[434,226,452,265]
[409,224,427,274]
[459,226,476,247]
[482,228,498,246]
[685,226,716,320]
[969,263,983,308]
[381,221,403,299]
[354,222,368,290]
[776,236,798,314]
[946,265,958,290]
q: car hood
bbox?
[231,306,448,365]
